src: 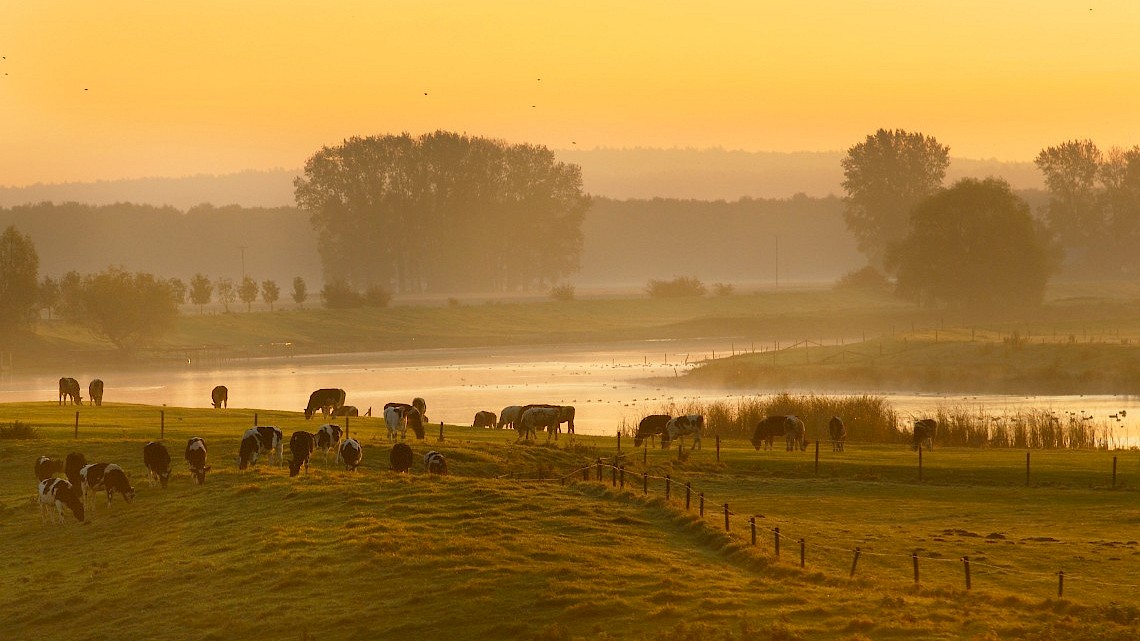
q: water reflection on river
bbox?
[1,339,1136,441]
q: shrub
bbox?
[320,280,361,308]
[550,283,575,301]
[0,421,39,439]
[362,285,391,308]
[834,265,892,292]
[647,276,706,298]
[712,282,735,297]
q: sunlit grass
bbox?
[2,403,1139,640]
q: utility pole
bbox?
[239,246,247,279]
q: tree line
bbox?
[839,129,1140,307]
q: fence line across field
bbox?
[498,457,1140,598]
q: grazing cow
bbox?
[315,424,343,464]
[472,410,497,429]
[634,415,671,447]
[828,416,847,452]
[287,431,316,477]
[80,463,135,510]
[185,437,211,484]
[424,450,448,475]
[784,415,807,451]
[913,418,937,451]
[750,416,788,450]
[412,397,428,423]
[384,403,425,440]
[88,379,104,406]
[390,443,413,472]
[662,414,704,450]
[65,452,87,490]
[518,406,561,441]
[248,426,284,466]
[496,405,523,430]
[332,405,359,418]
[304,388,346,420]
[238,431,262,470]
[337,438,363,471]
[38,478,85,525]
[58,377,82,405]
[34,455,64,481]
[211,385,228,409]
[517,404,575,440]
[142,441,172,488]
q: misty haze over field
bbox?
[0,148,1047,293]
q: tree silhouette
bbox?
[261,279,280,311]
[0,225,39,334]
[238,276,258,312]
[189,273,213,313]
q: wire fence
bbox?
[497,454,1140,601]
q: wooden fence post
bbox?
[160,410,165,439]
[665,475,671,500]
[596,458,602,481]
[723,504,730,531]
[850,547,861,578]
[643,472,648,495]
[774,527,781,557]
[611,464,616,487]
[616,431,621,452]
[74,411,79,438]
[800,539,806,568]
[750,517,756,545]
[716,434,721,462]
[814,440,819,474]
[619,465,625,489]
[912,552,920,585]
[345,416,350,440]
[439,421,444,441]
[582,467,589,482]
[962,556,971,590]
[699,492,705,517]
[643,442,647,465]
[685,482,691,510]
[1058,570,1065,598]
[254,412,258,426]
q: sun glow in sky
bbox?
[2,0,1138,186]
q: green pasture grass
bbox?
[2,403,1139,640]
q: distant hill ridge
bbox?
[0,149,1042,209]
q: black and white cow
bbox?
[828,416,847,452]
[472,410,497,429]
[337,438,363,471]
[38,478,85,525]
[185,437,211,484]
[65,452,87,489]
[424,450,448,475]
[79,463,135,510]
[384,403,425,440]
[238,430,262,470]
[58,377,82,405]
[634,414,671,447]
[784,415,807,451]
[242,426,284,466]
[142,441,172,488]
[750,416,787,450]
[287,430,316,477]
[496,405,523,430]
[88,379,104,406]
[304,388,346,420]
[315,424,343,464]
[662,414,704,450]
[211,385,228,409]
[913,418,937,451]
[34,455,64,481]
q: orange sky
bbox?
[1,1,1137,186]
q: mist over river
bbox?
[2,339,1137,441]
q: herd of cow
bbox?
[36,384,451,526]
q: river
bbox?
[2,339,1136,441]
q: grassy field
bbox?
[2,403,1138,641]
